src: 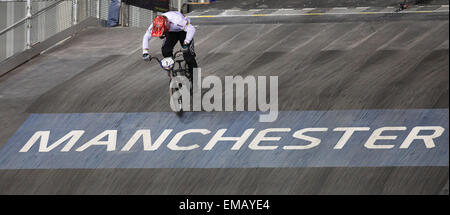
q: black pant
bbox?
[162,31,198,76]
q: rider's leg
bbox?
[184,39,198,79]
[178,32,198,81]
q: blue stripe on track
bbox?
[0,109,448,169]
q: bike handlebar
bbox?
[149,50,184,63]
[149,50,184,71]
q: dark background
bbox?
[125,0,170,12]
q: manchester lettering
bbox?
[19,126,445,152]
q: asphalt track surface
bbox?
[0,11,448,194]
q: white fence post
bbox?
[26,0,32,49]
[72,0,78,25]
[97,0,101,19]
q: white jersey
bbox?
[142,11,196,54]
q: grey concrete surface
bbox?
[190,12,450,25]
[0,17,100,77]
[0,12,448,194]
[187,0,450,11]
[0,167,448,194]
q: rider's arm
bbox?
[184,21,196,45]
[142,24,153,54]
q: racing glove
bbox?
[182,42,189,53]
[142,53,151,61]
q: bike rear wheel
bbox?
[169,81,184,115]
[168,68,191,116]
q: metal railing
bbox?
[0,0,99,62]
[0,0,197,62]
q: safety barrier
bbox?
[0,0,184,64]
[0,0,102,63]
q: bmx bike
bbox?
[150,50,192,116]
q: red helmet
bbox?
[152,16,169,37]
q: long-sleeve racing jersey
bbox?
[142,11,196,54]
